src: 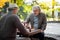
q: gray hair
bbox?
[32,5,41,11]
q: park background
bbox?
[0,0,60,21]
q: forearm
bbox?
[41,15,47,31]
[17,29,41,37]
[27,29,41,36]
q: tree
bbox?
[52,0,56,20]
[14,0,16,3]
[3,2,9,13]
[0,0,8,8]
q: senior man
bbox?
[25,6,47,40]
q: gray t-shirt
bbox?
[33,16,38,29]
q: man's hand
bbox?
[30,29,44,32]
[28,29,42,36]
[40,29,44,32]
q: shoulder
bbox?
[9,14,19,20]
[29,13,34,16]
[40,12,46,16]
[27,13,34,18]
[11,14,19,18]
[9,15,20,22]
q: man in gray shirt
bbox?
[0,4,41,40]
[25,6,47,40]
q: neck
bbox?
[8,11,16,15]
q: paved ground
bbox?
[45,23,60,40]
[45,23,60,35]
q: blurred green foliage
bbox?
[1,0,60,21]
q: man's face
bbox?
[13,8,18,14]
[33,9,40,16]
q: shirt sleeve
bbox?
[25,14,31,23]
[13,15,29,36]
[41,14,47,31]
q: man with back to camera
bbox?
[0,4,42,40]
[25,5,47,40]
